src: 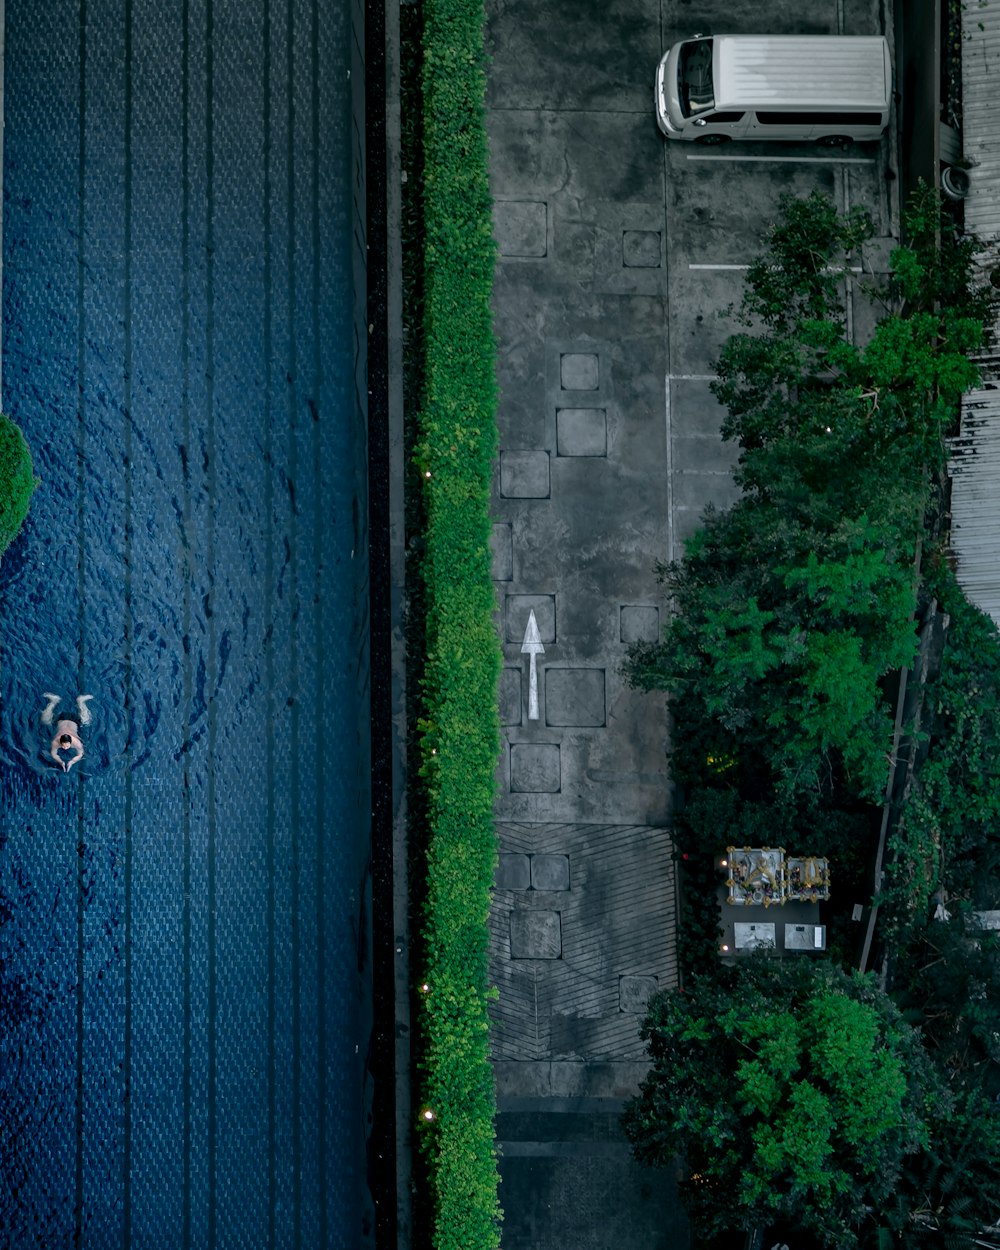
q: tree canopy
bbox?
[625,187,988,804]
[623,959,938,1248]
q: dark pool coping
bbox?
[365,0,412,1242]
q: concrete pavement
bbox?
[484,1,895,1245]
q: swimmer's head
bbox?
[59,734,72,747]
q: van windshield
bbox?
[678,38,715,117]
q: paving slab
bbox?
[544,668,606,728]
[491,521,514,581]
[619,604,660,644]
[496,1143,688,1250]
[495,199,550,258]
[488,109,665,207]
[500,667,524,726]
[485,0,663,113]
[556,407,608,457]
[490,823,678,1064]
[530,854,571,891]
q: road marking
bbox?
[520,610,545,721]
[688,263,863,272]
[686,154,875,164]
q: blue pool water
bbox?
[0,2,373,1246]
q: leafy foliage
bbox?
[623,959,936,1248]
[626,186,1000,1245]
[0,414,37,557]
[627,497,921,801]
[891,914,1000,1082]
[626,187,990,807]
[885,1087,1000,1248]
[885,563,1000,921]
[406,0,503,1245]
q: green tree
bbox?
[626,187,988,804]
[627,496,920,800]
[623,959,938,1248]
[0,413,36,557]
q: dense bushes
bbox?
[409,0,503,1245]
[886,562,1000,918]
[625,188,1000,1242]
[626,187,987,811]
[624,959,938,1248]
[0,413,36,556]
[626,192,933,804]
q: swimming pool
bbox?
[0,2,373,1245]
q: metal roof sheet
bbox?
[962,0,1000,239]
[947,1,1000,623]
[948,386,1000,625]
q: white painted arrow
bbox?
[520,609,545,721]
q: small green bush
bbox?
[0,414,37,556]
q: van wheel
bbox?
[694,133,730,145]
[817,135,852,148]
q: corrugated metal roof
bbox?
[948,386,1000,624]
[948,2,1000,624]
[715,36,888,109]
[962,1,1000,238]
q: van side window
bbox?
[703,111,744,124]
[756,110,883,126]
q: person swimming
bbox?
[41,693,94,773]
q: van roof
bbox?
[714,35,889,110]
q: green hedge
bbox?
[414,0,503,1244]
[0,414,36,556]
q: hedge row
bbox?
[413,0,502,1244]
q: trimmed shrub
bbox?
[411,0,503,1244]
[0,414,36,556]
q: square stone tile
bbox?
[494,200,548,257]
[556,408,607,457]
[491,522,513,581]
[499,667,522,726]
[559,352,599,390]
[544,668,606,728]
[619,974,658,1014]
[556,222,597,269]
[500,449,550,498]
[530,854,570,891]
[622,229,661,268]
[619,604,660,644]
[510,909,562,959]
[505,594,556,644]
[497,852,531,890]
[510,743,561,793]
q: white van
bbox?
[655,34,891,145]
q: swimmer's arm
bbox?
[64,747,84,772]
